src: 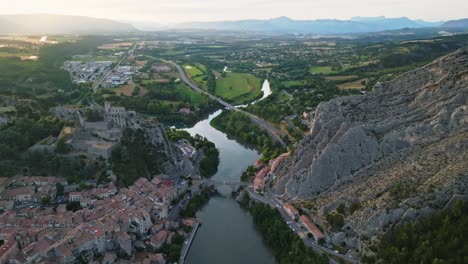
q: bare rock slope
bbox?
[273,48,468,251]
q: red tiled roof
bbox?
[300,215,324,240]
[283,203,299,216]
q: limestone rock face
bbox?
[273,48,468,253]
[274,48,468,199]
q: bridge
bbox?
[204,179,250,186]
[172,63,287,147]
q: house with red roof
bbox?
[300,215,325,241]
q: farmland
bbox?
[215,72,262,105]
[337,78,369,90]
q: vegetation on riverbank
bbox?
[240,165,257,182]
[210,110,286,161]
[367,200,468,264]
[166,128,220,178]
[180,185,217,218]
[242,200,328,264]
[199,141,219,178]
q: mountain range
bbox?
[441,18,468,28]
[174,16,445,34]
[0,14,136,35]
[0,14,467,35]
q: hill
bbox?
[273,48,468,256]
[441,18,468,28]
[0,14,137,35]
[175,16,442,34]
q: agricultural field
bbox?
[71,56,117,62]
[324,75,359,81]
[281,80,306,87]
[183,64,205,78]
[173,83,209,105]
[337,78,369,90]
[111,82,148,97]
[98,42,133,50]
[309,65,355,74]
[309,66,335,74]
[215,72,261,104]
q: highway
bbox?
[172,63,287,146]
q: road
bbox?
[179,221,200,264]
[168,196,190,221]
[247,187,357,264]
[91,43,137,92]
[172,63,287,146]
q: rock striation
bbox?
[273,48,468,254]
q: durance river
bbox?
[184,80,276,264]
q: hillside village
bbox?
[0,99,207,263]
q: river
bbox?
[236,79,272,108]
[184,110,276,264]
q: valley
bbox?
[0,14,467,264]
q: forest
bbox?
[370,200,468,264]
[110,128,167,188]
[210,110,285,161]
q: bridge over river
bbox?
[204,179,251,187]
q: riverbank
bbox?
[180,185,218,218]
[183,110,276,264]
[240,199,328,264]
[179,221,201,264]
[210,110,287,161]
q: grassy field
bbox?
[324,75,359,81]
[174,83,208,105]
[215,72,261,104]
[72,56,117,62]
[309,65,355,74]
[309,66,334,74]
[193,76,208,86]
[337,78,369,90]
[0,52,36,58]
[98,42,133,50]
[112,82,148,97]
[183,64,204,78]
[281,80,305,87]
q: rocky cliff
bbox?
[273,48,468,253]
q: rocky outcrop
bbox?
[273,48,468,254]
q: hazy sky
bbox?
[1,0,467,23]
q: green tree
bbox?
[55,138,71,154]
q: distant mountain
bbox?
[441,18,468,28]
[0,14,137,35]
[350,16,442,28]
[174,16,443,34]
